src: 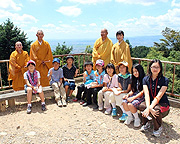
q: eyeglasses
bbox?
[150,66,160,69]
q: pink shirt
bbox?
[103,74,118,88]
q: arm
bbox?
[142,85,151,118]
[126,90,143,102]
[74,69,78,77]
[83,72,87,83]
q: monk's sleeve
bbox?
[30,45,41,68]
[110,46,117,66]
[125,44,132,72]
[92,40,100,58]
[44,44,53,69]
[21,52,29,75]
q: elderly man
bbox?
[111,30,132,73]
[8,41,29,91]
[92,28,113,70]
[30,30,53,87]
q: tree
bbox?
[84,45,93,53]
[52,42,73,55]
[125,39,133,55]
[0,18,32,60]
[131,46,150,58]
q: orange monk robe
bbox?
[92,37,113,70]
[8,50,29,91]
[30,40,53,87]
[111,40,132,74]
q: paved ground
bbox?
[0,97,180,144]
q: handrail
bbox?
[0,54,179,98]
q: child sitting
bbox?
[47,58,66,107]
[122,64,145,127]
[82,59,105,109]
[24,60,46,114]
[98,63,118,114]
[109,61,132,119]
[62,55,78,102]
[73,61,95,104]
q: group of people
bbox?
[8,29,170,137]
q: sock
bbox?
[132,112,139,119]
[111,103,116,108]
[28,104,32,107]
[126,111,133,118]
[41,102,45,105]
[120,105,126,113]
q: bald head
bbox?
[15,41,23,53]
[101,28,108,40]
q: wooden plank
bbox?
[8,99,15,107]
[0,100,6,111]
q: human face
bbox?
[119,65,127,75]
[85,65,93,73]
[53,62,60,70]
[15,42,23,53]
[106,67,114,76]
[96,64,103,72]
[150,62,160,76]
[133,68,139,78]
[116,34,124,42]
[67,58,73,66]
[101,29,108,40]
[28,64,35,72]
[36,31,44,41]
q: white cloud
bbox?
[172,0,180,7]
[81,24,86,27]
[30,0,37,2]
[115,0,168,6]
[69,0,111,4]
[89,23,97,27]
[0,0,22,11]
[56,6,82,17]
[56,0,62,2]
[0,10,38,24]
[42,24,56,28]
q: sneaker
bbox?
[62,100,67,107]
[153,126,162,137]
[82,102,88,107]
[67,96,71,102]
[104,108,111,115]
[134,118,141,127]
[98,106,103,111]
[119,113,128,122]
[111,108,117,117]
[80,101,85,105]
[140,122,151,132]
[41,104,46,111]
[72,98,78,102]
[93,105,98,110]
[124,116,133,125]
[27,106,32,114]
[57,100,63,107]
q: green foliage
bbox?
[52,42,73,55]
[0,19,31,86]
[131,46,150,58]
[125,39,133,54]
[85,45,93,53]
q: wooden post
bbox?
[0,101,6,112]
[8,99,15,107]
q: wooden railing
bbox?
[0,54,180,98]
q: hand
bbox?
[142,108,150,118]
[75,69,79,75]
[127,97,134,102]
[115,91,122,96]
[58,82,62,87]
[123,95,129,99]
[116,88,122,91]
[102,87,108,92]
[64,78,68,81]
[150,108,159,119]
[37,83,40,87]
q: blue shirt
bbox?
[94,70,105,85]
[84,70,95,85]
[47,67,63,85]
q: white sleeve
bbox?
[24,72,28,79]
[37,71,41,78]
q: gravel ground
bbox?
[0,97,180,144]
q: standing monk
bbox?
[92,28,113,70]
[30,30,53,87]
[8,41,29,91]
[111,30,132,73]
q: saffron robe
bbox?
[92,37,113,70]
[8,50,29,91]
[111,40,132,73]
[30,40,53,87]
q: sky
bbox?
[0,0,180,40]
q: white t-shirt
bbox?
[103,74,118,88]
[24,70,40,80]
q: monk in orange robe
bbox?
[111,30,132,74]
[30,30,53,87]
[92,29,113,70]
[8,41,30,91]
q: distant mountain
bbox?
[45,35,163,54]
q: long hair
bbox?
[148,59,163,78]
[131,64,145,92]
[105,63,116,75]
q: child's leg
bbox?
[92,87,102,105]
[103,91,112,109]
[60,84,66,102]
[68,82,75,97]
[97,90,104,108]
[109,93,116,108]
[76,84,84,100]
[39,91,45,102]
[64,85,69,95]
[51,82,61,102]
[83,88,92,105]
[27,87,33,104]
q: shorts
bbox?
[63,81,76,90]
[24,84,42,94]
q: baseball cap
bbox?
[96,59,104,66]
[26,60,36,67]
[53,58,60,64]
[118,61,129,67]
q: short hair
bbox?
[37,30,44,34]
[116,30,124,37]
[105,63,116,75]
[84,61,93,67]
[66,55,74,61]
[148,59,163,78]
